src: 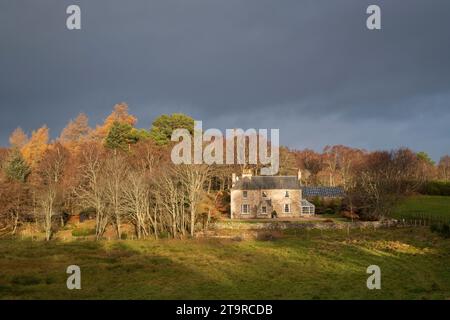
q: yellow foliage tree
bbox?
[21,125,49,167]
[59,113,91,143]
[9,127,28,149]
[91,103,137,140]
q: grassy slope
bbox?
[393,195,450,220]
[1,227,449,300]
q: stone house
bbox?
[230,169,316,219]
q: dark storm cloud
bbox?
[1,0,449,160]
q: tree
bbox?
[417,151,435,166]
[9,127,28,148]
[150,113,194,145]
[21,125,49,167]
[104,153,129,239]
[74,143,109,240]
[121,171,154,239]
[438,155,450,181]
[176,164,210,237]
[32,143,69,241]
[60,113,91,143]
[349,148,423,220]
[0,179,30,236]
[92,103,137,140]
[104,122,134,151]
[4,149,31,182]
[293,149,323,185]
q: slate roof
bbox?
[301,186,345,198]
[232,176,301,190]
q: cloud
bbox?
[0,0,449,160]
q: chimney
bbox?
[232,173,236,185]
[297,169,302,182]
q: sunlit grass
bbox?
[392,195,450,220]
[0,227,449,300]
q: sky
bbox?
[1,0,449,161]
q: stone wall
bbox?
[213,219,399,231]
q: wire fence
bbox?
[395,211,450,227]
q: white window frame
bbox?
[284,203,291,213]
[241,204,250,214]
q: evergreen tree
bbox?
[4,149,31,182]
[104,121,134,151]
[150,113,194,145]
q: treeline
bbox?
[0,103,448,239]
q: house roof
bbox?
[232,176,301,190]
[301,186,345,198]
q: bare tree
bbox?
[176,165,210,237]
[104,153,128,239]
[75,145,109,240]
[33,144,68,240]
[122,171,155,239]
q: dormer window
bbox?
[243,190,248,199]
[262,191,267,198]
[285,191,290,198]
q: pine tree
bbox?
[4,149,31,182]
[105,122,134,151]
[150,113,195,145]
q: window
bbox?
[242,204,250,214]
[243,190,248,199]
[284,204,290,213]
[285,191,290,198]
[262,191,267,198]
[261,206,267,214]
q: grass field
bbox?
[1,227,449,300]
[393,195,450,221]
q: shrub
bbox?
[420,181,450,196]
[11,275,41,286]
[430,222,450,238]
[72,227,96,237]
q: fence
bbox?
[395,211,450,227]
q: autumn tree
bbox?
[9,127,28,149]
[92,103,137,140]
[21,125,49,167]
[293,149,323,185]
[59,113,91,143]
[350,148,424,220]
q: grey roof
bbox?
[232,176,301,190]
[301,186,345,198]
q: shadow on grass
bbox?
[1,227,449,300]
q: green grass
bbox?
[1,227,450,299]
[392,195,450,221]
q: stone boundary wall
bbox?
[211,219,399,231]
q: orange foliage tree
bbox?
[21,125,49,167]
